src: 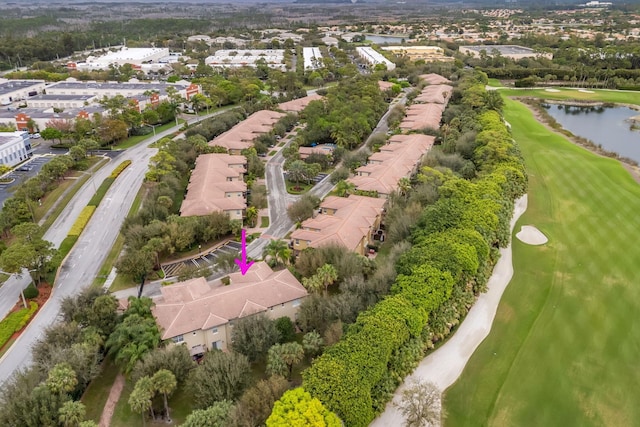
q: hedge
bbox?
[0,302,38,349]
[283,73,528,426]
[109,160,131,179]
[68,205,96,236]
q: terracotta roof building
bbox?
[153,262,308,354]
[180,153,247,219]
[298,144,335,159]
[291,195,386,256]
[209,110,285,154]
[278,94,322,113]
[348,134,434,197]
[414,84,453,104]
[400,103,446,131]
[418,73,452,85]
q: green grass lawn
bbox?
[499,86,640,105]
[261,216,270,228]
[112,120,184,150]
[81,359,120,423]
[111,379,192,427]
[444,98,640,426]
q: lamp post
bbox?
[0,268,34,309]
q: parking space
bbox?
[161,240,242,278]
[0,155,55,205]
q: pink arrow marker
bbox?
[234,229,255,275]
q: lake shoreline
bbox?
[515,97,640,184]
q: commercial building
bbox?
[180,153,247,220]
[205,49,286,71]
[45,80,200,101]
[290,195,386,256]
[0,131,32,167]
[347,134,434,197]
[209,110,285,155]
[303,47,323,70]
[380,46,453,62]
[459,45,553,60]
[66,47,175,73]
[355,46,396,70]
[152,262,308,355]
[26,94,97,110]
[0,79,46,105]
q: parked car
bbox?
[17,165,32,172]
[31,133,41,139]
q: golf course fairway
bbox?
[443,97,640,426]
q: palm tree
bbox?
[316,264,338,296]
[59,400,86,427]
[280,342,305,379]
[302,331,324,358]
[245,206,258,228]
[130,376,156,422]
[335,180,355,197]
[302,275,323,295]
[152,369,177,421]
[397,177,411,197]
[46,363,78,395]
[263,239,291,267]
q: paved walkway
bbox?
[370,195,528,427]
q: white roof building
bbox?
[205,49,286,70]
[355,46,396,70]
[303,47,323,70]
[0,131,32,167]
[0,79,46,105]
[67,47,174,73]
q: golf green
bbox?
[443,98,640,426]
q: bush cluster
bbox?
[68,206,96,236]
[109,159,132,179]
[0,301,38,349]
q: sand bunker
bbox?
[545,88,560,92]
[578,89,595,94]
[516,225,548,245]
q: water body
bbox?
[543,104,640,163]
[365,35,406,44]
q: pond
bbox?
[365,35,407,44]
[543,103,640,163]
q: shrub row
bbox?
[293,74,528,426]
[0,302,38,349]
[109,160,131,179]
[68,206,96,236]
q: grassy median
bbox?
[444,98,640,426]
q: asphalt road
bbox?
[0,112,223,385]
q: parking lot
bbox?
[0,155,54,205]
[161,240,243,278]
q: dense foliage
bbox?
[270,71,527,426]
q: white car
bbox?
[31,133,41,139]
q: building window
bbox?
[172,335,184,343]
[295,239,300,245]
[212,340,222,350]
[211,327,218,334]
[292,299,301,307]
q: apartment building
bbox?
[209,110,285,154]
[180,153,247,220]
[152,262,308,355]
[290,195,386,256]
[348,134,434,197]
[278,94,322,113]
[355,46,396,70]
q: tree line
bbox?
[269,70,527,425]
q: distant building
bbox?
[152,262,308,355]
[66,47,175,73]
[355,47,396,70]
[381,46,453,62]
[205,49,286,71]
[0,131,32,167]
[303,47,323,70]
[278,94,322,113]
[459,45,553,60]
[0,79,46,105]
